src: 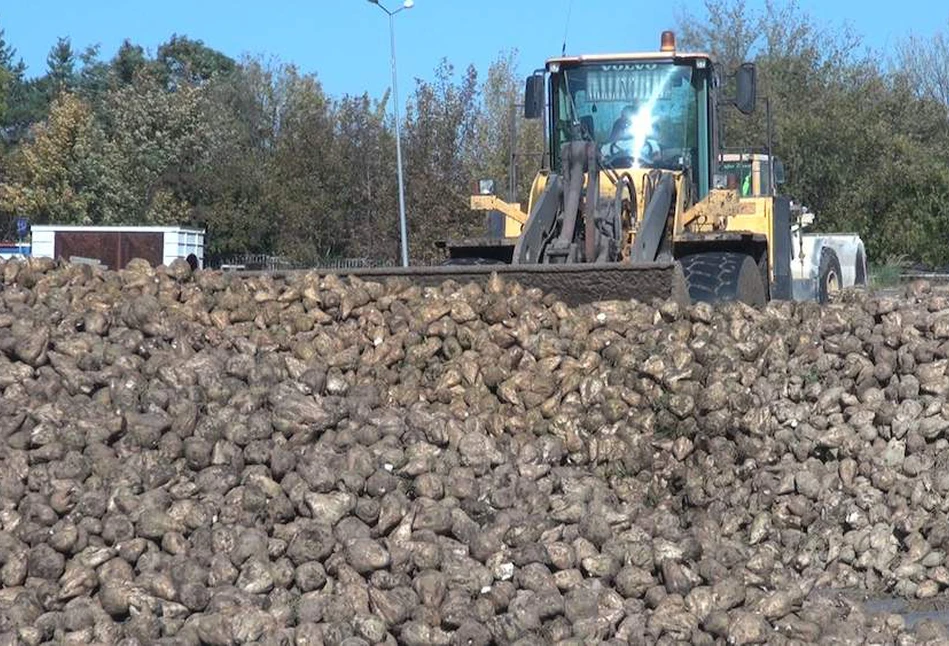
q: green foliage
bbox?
[0,65,9,125]
[156,35,236,88]
[266,66,342,262]
[331,92,399,262]
[870,254,912,288]
[0,26,15,123]
[103,71,214,224]
[4,76,51,145]
[113,40,147,86]
[473,50,545,207]
[0,22,32,148]
[0,93,120,224]
[46,37,76,96]
[402,59,482,263]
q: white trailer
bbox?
[29,225,205,270]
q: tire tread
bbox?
[680,252,766,306]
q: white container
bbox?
[30,225,205,269]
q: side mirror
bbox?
[524,74,545,119]
[773,158,786,185]
[734,63,756,115]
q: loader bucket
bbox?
[252,262,689,308]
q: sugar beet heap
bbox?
[1,257,949,645]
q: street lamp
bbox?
[368,0,413,267]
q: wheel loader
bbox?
[717,151,868,303]
[323,31,821,307]
[441,30,789,306]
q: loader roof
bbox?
[545,51,714,69]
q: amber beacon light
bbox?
[660,31,676,53]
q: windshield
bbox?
[552,62,701,174]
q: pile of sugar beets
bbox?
[4,256,949,645]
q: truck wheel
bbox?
[680,252,767,306]
[818,248,842,304]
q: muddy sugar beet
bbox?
[3,256,949,644]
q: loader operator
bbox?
[605,103,661,167]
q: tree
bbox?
[0,93,120,224]
[0,25,20,124]
[46,37,76,96]
[402,59,482,263]
[101,69,215,224]
[266,66,342,262]
[675,0,761,73]
[473,50,544,208]
[113,40,147,86]
[195,58,345,263]
[156,35,236,89]
[896,23,949,110]
[0,22,30,143]
[333,91,399,263]
[191,57,280,260]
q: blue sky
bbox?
[2,1,946,102]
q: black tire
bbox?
[441,257,506,266]
[854,248,867,286]
[818,248,842,304]
[680,252,767,306]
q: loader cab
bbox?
[719,153,786,197]
[525,35,722,200]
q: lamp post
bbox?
[368,0,413,267]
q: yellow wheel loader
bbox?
[718,151,868,304]
[323,32,794,307]
[440,31,793,306]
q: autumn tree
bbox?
[896,22,949,110]
[473,50,545,208]
[332,91,399,263]
[402,59,481,263]
[0,93,120,224]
